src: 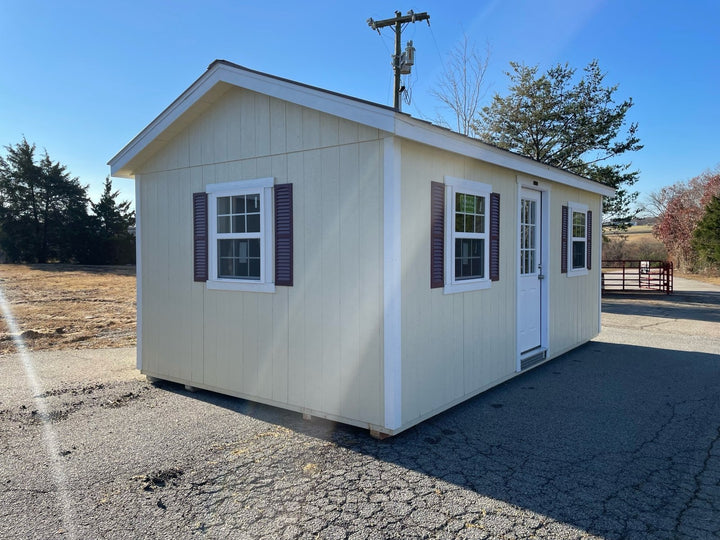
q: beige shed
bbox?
[109,60,614,436]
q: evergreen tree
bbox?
[0,138,91,263]
[477,60,642,222]
[88,177,135,264]
[692,196,720,267]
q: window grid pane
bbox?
[455,238,485,280]
[455,193,485,233]
[217,194,261,234]
[217,239,261,280]
[572,240,586,269]
[572,211,586,238]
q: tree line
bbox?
[0,138,134,265]
[649,170,720,272]
[433,43,640,224]
[433,39,718,273]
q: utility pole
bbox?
[367,10,430,111]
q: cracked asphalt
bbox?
[1,277,719,539]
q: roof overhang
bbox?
[109,60,615,198]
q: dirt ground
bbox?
[0,264,136,354]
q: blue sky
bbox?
[1,0,718,209]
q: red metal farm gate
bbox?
[602,260,673,294]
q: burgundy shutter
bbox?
[586,210,592,270]
[430,181,445,288]
[274,183,293,286]
[193,192,208,282]
[489,192,500,281]
[561,205,568,274]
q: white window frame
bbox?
[567,201,588,277]
[207,177,275,293]
[444,176,492,294]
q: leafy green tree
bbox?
[476,60,642,222]
[692,195,720,267]
[0,138,91,263]
[88,177,135,264]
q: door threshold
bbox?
[520,348,547,371]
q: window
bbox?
[444,177,492,293]
[207,178,275,292]
[566,202,589,276]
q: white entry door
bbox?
[518,188,542,354]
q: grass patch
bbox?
[0,264,136,353]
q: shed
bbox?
[109,60,614,436]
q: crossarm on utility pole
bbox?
[366,10,430,111]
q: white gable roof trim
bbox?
[109,60,615,197]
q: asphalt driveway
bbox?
[1,277,718,539]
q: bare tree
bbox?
[431,35,490,136]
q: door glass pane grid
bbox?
[217,239,261,280]
[455,193,485,233]
[455,238,485,280]
[520,199,537,275]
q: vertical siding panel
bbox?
[338,144,360,420]
[285,103,302,153]
[140,176,156,375]
[269,98,287,155]
[271,287,289,403]
[321,147,341,416]
[357,140,382,425]
[320,113,339,148]
[240,91,256,159]
[287,152,305,407]
[189,117,203,166]
[303,150,324,411]
[358,125,379,142]
[338,118,359,145]
[157,172,173,377]
[212,97,228,164]
[190,167,205,384]
[271,154,288,183]
[226,90,243,162]
[167,169,191,380]
[200,113,213,166]
[256,294,274,398]
[302,109,320,150]
[254,94,271,157]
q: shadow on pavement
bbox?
[602,289,720,322]
[158,337,720,538]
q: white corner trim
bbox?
[134,178,142,371]
[383,136,402,430]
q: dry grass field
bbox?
[0,264,136,354]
